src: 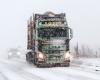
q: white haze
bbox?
[0,0,100,53]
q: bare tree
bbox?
[73,43,100,58]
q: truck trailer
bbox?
[26,11,73,67]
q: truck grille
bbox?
[45,50,65,63]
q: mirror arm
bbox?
[69,28,73,40]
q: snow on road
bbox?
[72,58,100,72]
[0,58,100,80]
[0,72,8,80]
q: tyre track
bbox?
[0,61,45,80]
[49,67,100,80]
[0,72,9,80]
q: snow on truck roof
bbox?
[35,11,65,17]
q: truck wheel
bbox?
[33,53,38,65]
[26,54,29,61]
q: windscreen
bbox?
[38,27,68,38]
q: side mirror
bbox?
[69,28,73,40]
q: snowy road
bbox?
[0,58,100,80]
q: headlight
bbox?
[64,52,74,61]
[38,52,44,59]
[17,52,21,55]
[8,52,12,56]
[64,51,70,59]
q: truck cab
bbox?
[26,12,73,67]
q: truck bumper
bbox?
[36,60,70,67]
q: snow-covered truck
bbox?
[26,12,73,67]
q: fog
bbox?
[0,0,100,53]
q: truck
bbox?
[26,11,73,67]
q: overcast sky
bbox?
[0,0,100,52]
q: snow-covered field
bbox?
[0,56,100,80]
[71,58,100,72]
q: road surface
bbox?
[0,58,100,80]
